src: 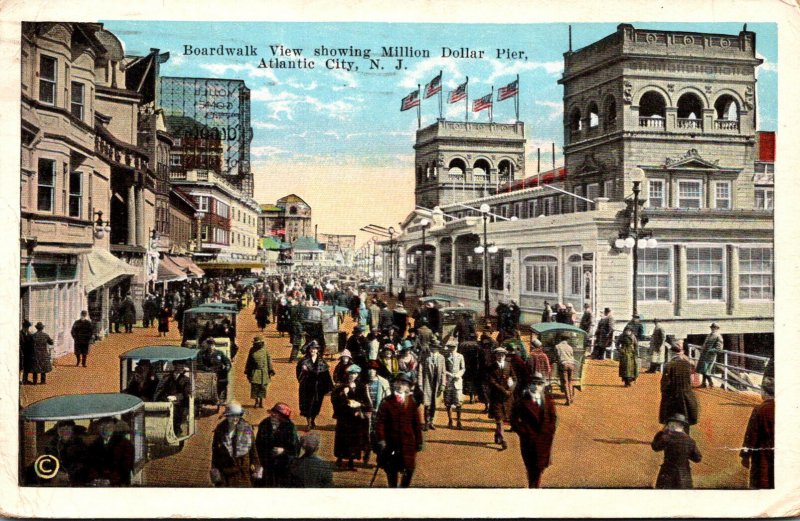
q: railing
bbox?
[677,118,703,130]
[714,119,739,131]
[639,116,664,129]
[686,344,770,392]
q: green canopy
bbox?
[531,322,587,335]
[21,393,143,421]
[261,237,291,251]
[120,346,200,361]
[419,295,455,304]
[184,304,237,315]
[441,306,479,315]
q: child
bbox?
[651,413,702,489]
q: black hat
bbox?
[394,372,414,385]
[665,413,689,427]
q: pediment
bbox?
[664,149,720,170]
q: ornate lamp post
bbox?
[418,218,431,297]
[387,226,396,296]
[474,204,498,322]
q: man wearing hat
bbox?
[198,338,232,402]
[697,323,724,388]
[510,372,557,488]
[43,419,89,485]
[20,318,34,385]
[255,403,300,487]
[345,325,368,370]
[740,376,774,488]
[289,433,333,487]
[647,319,667,373]
[288,299,306,362]
[486,346,518,450]
[659,339,699,430]
[650,413,702,489]
[418,339,446,431]
[211,402,258,487]
[442,342,466,429]
[414,318,435,354]
[378,301,394,332]
[554,334,577,405]
[156,360,192,436]
[368,298,381,332]
[392,302,409,337]
[70,310,94,368]
[592,307,615,360]
[331,364,370,470]
[375,372,423,487]
[541,301,553,323]
[30,321,54,385]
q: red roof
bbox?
[499,166,567,193]
[757,131,775,162]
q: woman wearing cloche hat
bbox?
[210,401,257,487]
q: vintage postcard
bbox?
[1,0,799,518]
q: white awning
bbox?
[84,248,138,293]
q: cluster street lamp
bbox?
[387,226,396,296]
[474,204,498,322]
[93,210,111,240]
[615,167,658,319]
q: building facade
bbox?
[389,24,773,356]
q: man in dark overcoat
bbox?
[659,340,699,429]
[486,347,517,450]
[70,310,94,368]
[651,413,702,489]
[593,307,615,359]
[375,372,423,488]
[740,378,774,488]
[510,372,557,488]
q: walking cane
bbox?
[369,461,381,487]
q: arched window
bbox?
[448,158,466,179]
[588,102,599,128]
[714,94,739,122]
[473,158,491,181]
[604,95,617,129]
[639,91,667,129]
[677,92,704,129]
[569,108,582,132]
[439,237,453,284]
[521,255,558,295]
[498,159,514,183]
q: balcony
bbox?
[714,119,740,131]
[677,118,703,130]
[639,116,664,129]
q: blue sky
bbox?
[103,21,778,238]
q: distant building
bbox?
[318,233,356,265]
[258,194,313,243]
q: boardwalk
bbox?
[20,302,760,488]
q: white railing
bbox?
[686,344,770,392]
[677,118,703,130]
[714,119,739,131]
[639,116,665,129]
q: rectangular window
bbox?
[543,198,553,216]
[201,225,209,241]
[39,55,56,105]
[571,265,581,295]
[68,171,82,218]
[170,154,181,166]
[70,82,84,120]
[513,202,522,218]
[686,247,724,300]
[574,186,586,212]
[37,158,55,212]
[522,257,558,295]
[528,200,537,218]
[217,201,229,219]
[648,179,665,208]
[714,181,731,209]
[739,248,773,300]
[755,188,774,209]
[604,180,614,199]
[637,247,672,301]
[196,196,209,212]
[678,180,703,209]
[586,183,599,204]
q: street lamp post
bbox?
[614,168,657,320]
[419,218,430,297]
[474,204,498,324]
[371,237,378,282]
[194,211,206,255]
[387,226,396,296]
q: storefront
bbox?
[83,248,138,338]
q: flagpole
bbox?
[417,84,421,129]
[465,77,469,123]
[438,70,443,120]
[490,86,494,123]
[515,74,520,122]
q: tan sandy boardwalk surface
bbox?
[20,302,759,488]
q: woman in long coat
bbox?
[157,305,171,336]
[459,341,481,403]
[245,337,275,408]
[276,298,290,337]
[30,322,54,384]
[296,342,333,430]
[617,328,639,386]
[254,300,270,331]
[697,323,723,388]
[331,365,371,470]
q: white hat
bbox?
[223,401,245,417]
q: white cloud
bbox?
[251,145,289,158]
[197,62,280,84]
[399,57,467,90]
[755,51,777,77]
[252,121,281,130]
[250,87,354,121]
[536,100,563,121]
[323,130,341,139]
[525,139,563,170]
[167,53,186,67]
[285,78,318,91]
[330,69,358,91]
[484,58,563,84]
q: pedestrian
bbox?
[345,326,369,369]
[333,349,353,384]
[70,310,94,368]
[697,323,723,388]
[288,300,305,362]
[377,344,400,381]
[157,304,171,337]
[593,307,615,359]
[392,303,408,337]
[245,336,275,409]
[626,314,646,341]
[486,347,517,450]
[110,295,121,333]
[288,433,333,487]
[510,372,557,488]
[397,343,418,374]
[526,331,552,387]
[120,293,136,333]
[617,327,639,387]
[578,304,594,337]
[30,322,54,385]
[414,318,434,353]
[397,287,406,305]
[210,402,258,487]
[740,377,774,488]
[477,331,498,412]
[554,333,576,405]
[658,340,699,430]
[86,418,135,486]
[197,338,232,403]
[296,341,333,431]
[375,372,423,488]
[442,342,465,429]
[255,403,300,487]
[332,364,370,470]
[363,360,391,466]
[647,319,667,373]
[651,413,702,489]
[459,340,481,404]
[541,301,553,323]
[418,339,446,431]
[20,319,34,384]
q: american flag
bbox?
[473,93,492,112]
[448,81,467,103]
[400,90,420,111]
[424,73,442,99]
[497,79,518,101]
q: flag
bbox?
[473,93,492,112]
[449,81,467,103]
[424,73,442,99]
[400,90,420,111]
[497,79,518,101]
